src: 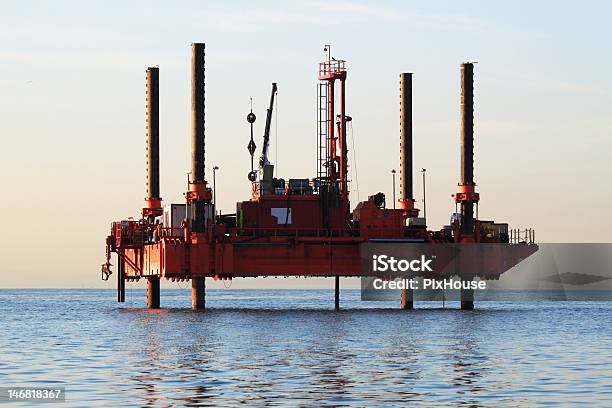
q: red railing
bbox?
[240,227,354,238]
[319,60,346,78]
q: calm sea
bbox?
[1,289,611,407]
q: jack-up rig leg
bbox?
[188,43,209,312]
[460,279,474,310]
[398,72,420,310]
[147,277,160,309]
[400,288,413,309]
[143,64,162,311]
[117,256,125,303]
[192,277,206,310]
[457,63,477,312]
[334,276,340,310]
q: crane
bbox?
[259,83,277,168]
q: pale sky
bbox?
[1,1,610,288]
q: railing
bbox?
[159,227,184,239]
[510,228,536,244]
[253,181,316,197]
[239,227,356,238]
[318,60,346,77]
[114,220,145,247]
[237,226,419,239]
[115,222,184,248]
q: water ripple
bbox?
[0,289,611,407]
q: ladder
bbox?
[317,82,328,185]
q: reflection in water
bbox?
[449,312,486,407]
[131,310,168,406]
[0,290,611,407]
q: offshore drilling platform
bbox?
[101,43,537,310]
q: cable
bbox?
[349,121,360,201]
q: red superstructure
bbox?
[101,43,537,310]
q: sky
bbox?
[0,1,611,289]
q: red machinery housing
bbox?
[101,44,537,309]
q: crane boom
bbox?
[259,82,277,167]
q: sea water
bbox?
[1,289,610,407]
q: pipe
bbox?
[460,63,474,185]
[146,67,160,201]
[117,255,125,303]
[334,276,340,310]
[191,43,206,183]
[400,287,413,309]
[460,63,474,233]
[460,278,474,310]
[328,79,336,182]
[190,43,209,233]
[339,78,348,211]
[399,73,413,204]
[192,277,205,310]
[147,276,160,309]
